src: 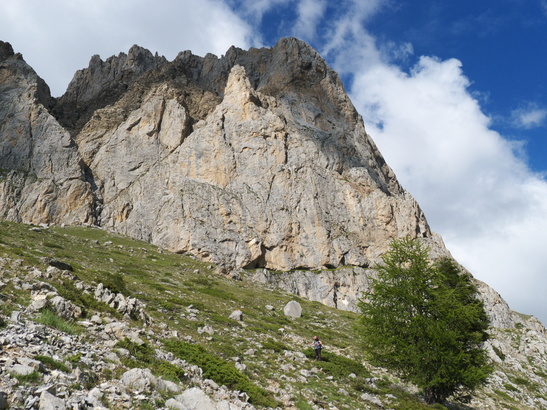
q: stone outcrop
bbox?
[0,41,95,226]
[69,38,432,272]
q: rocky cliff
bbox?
[1,38,433,273]
[0,42,95,226]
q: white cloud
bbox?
[511,103,547,129]
[320,6,547,323]
[0,0,254,96]
[294,0,327,41]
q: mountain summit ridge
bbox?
[1,37,434,273]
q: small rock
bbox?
[39,390,66,410]
[40,257,73,272]
[121,368,156,391]
[35,385,56,396]
[9,311,21,322]
[229,310,243,321]
[18,357,45,372]
[28,294,49,312]
[172,387,217,409]
[0,391,8,410]
[8,364,36,376]
[198,324,215,335]
[361,392,383,407]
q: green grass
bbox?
[164,339,278,408]
[303,348,370,379]
[35,309,84,335]
[11,371,42,383]
[262,337,289,353]
[34,355,70,373]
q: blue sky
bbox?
[1,0,546,324]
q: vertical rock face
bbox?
[0,41,94,225]
[56,38,433,271]
[0,38,454,271]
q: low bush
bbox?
[103,272,128,296]
[34,355,70,373]
[164,339,277,408]
[35,309,83,335]
[302,348,370,379]
[262,338,289,353]
[116,339,185,383]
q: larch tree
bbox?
[359,237,492,404]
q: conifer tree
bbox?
[359,238,492,404]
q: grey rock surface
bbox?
[1,38,433,272]
[283,300,302,318]
[39,391,66,410]
[0,42,95,226]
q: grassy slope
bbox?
[0,221,541,409]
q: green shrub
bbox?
[302,348,370,379]
[34,355,70,373]
[11,370,41,383]
[503,383,520,392]
[67,352,83,365]
[511,376,531,387]
[164,339,277,408]
[116,339,185,383]
[349,376,378,394]
[103,273,128,295]
[262,338,289,353]
[35,309,83,335]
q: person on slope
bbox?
[312,336,323,361]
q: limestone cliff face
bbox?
[0,39,535,330]
[0,42,94,225]
[60,38,433,271]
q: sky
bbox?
[1,0,546,324]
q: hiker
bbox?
[312,336,323,361]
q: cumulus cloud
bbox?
[294,0,327,41]
[511,103,547,129]
[0,0,254,96]
[320,2,547,323]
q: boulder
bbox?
[229,310,243,321]
[39,391,66,410]
[170,387,218,410]
[8,364,36,376]
[121,368,156,391]
[283,301,302,318]
[0,391,8,410]
[50,296,82,319]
